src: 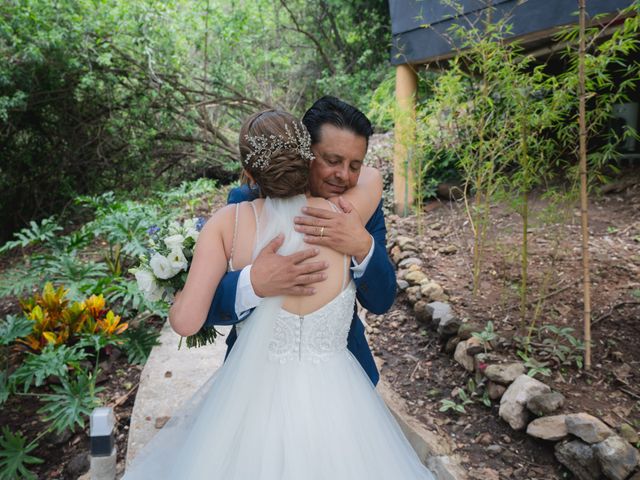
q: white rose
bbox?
[185,228,199,242]
[134,269,163,301]
[150,253,179,279]
[164,234,185,250]
[183,218,197,231]
[168,247,189,272]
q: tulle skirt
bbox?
[123,299,435,480]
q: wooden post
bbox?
[578,0,592,370]
[393,64,418,216]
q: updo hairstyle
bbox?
[239,109,311,198]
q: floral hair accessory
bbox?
[244,122,314,170]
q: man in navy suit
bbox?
[203,96,396,385]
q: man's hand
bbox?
[250,234,329,298]
[294,197,372,263]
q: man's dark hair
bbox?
[302,96,373,145]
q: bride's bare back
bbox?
[227,196,351,316]
[169,166,382,337]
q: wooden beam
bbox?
[393,64,418,216]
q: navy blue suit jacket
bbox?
[204,185,396,385]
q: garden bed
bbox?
[368,168,640,479]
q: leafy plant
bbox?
[538,324,585,369]
[439,387,474,414]
[471,321,497,354]
[10,344,88,393]
[17,283,127,352]
[121,325,161,365]
[36,370,104,434]
[0,217,62,255]
[0,316,33,347]
[517,350,552,378]
[0,427,43,480]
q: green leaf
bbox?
[0,315,33,346]
[11,344,87,393]
[37,371,103,435]
[121,325,161,365]
[0,427,43,480]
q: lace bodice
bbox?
[268,281,356,364]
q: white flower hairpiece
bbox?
[244,122,314,170]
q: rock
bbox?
[396,235,415,249]
[499,374,551,430]
[475,432,493,446]
[425,301,452,327]
[593,435,640,480]
[487,381,506,401]
[566,413,614,444]
[437,315,461,338]
[487,444,502,456]
[454,340,475,372]
[420,280,444,300]
[526,415,569,441]
[465,336,487,356]
[445,336,460,354]
[413,300,431,326]
[405,270,429,285]
[457,322,484,341]
[484,362,526,385]
[438,244,458,254]
[398,257,423,268]
[405,286,421,303]
[619,423,639,444]
[555,440,602,480]
[396,279,409,291]
[66,452,89,478]
[527,391,566,416]
[155,415,170,429]
[390,245,402,264]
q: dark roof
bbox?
[390,0,634,65]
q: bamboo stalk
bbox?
[578,0,592,370]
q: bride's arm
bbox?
[337,165,383,224]
[169,205,234,337]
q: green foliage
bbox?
[471,321,497,354]
[0,0,389,242]
[538,324,585,369]
[439,387,473,414]
[10,344,87,394]
[0,217,63,254]
[121,325,161,365]
[36,370,104,434]
[517,350,552,378]
[0,427,43,480]
[0,315,33,347]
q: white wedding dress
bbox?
[123,195,435,480]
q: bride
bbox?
[123,110,435,479]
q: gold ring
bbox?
[320,226,325,238]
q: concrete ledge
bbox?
[125,322,231,467]
[377,377,467,480]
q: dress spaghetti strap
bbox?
[249,202,260,248]
[227,203,240,272]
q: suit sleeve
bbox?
[201,185,252,327]
[353,201,396,314]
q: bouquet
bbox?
[131,217,219,348]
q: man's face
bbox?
[308,124,368,199]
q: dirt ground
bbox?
[367,157,640,479]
